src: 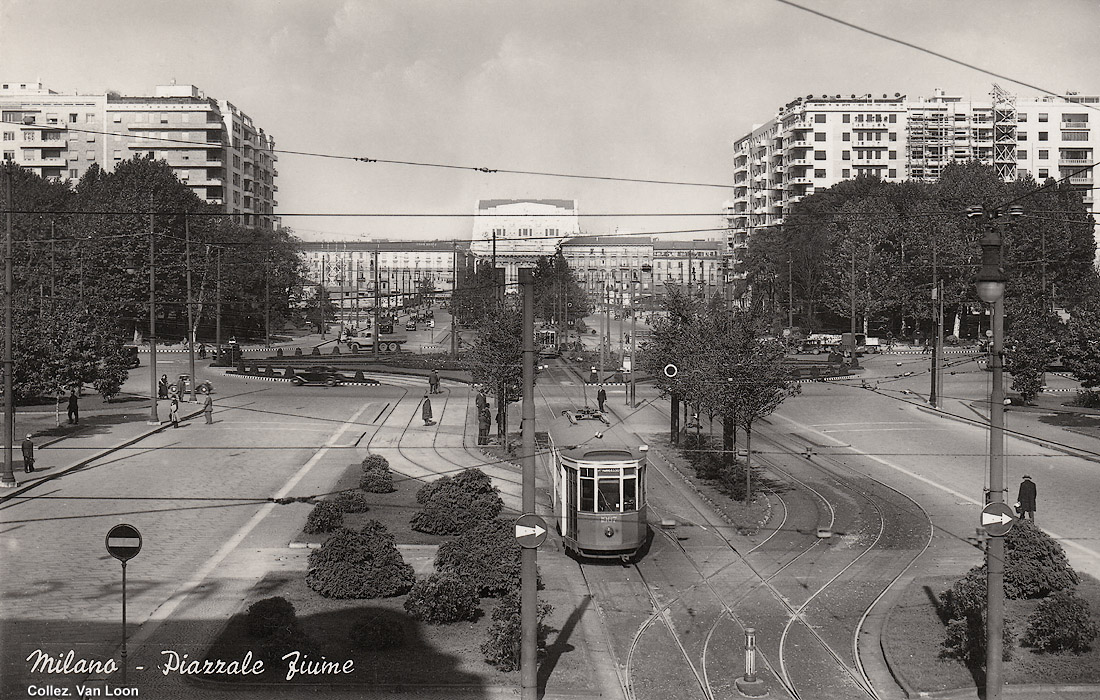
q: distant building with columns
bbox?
[470,199,580,290]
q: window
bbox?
[1038,150,1048,159]
[2,132,11,141]
[112,114,121,123]
[1039,168,1049,178]
[1063,131,1089,141]
[842,150,850,160]
[1038,132,1048,141]
[842,132,850,142]
[890,132,897,141]
[69,169,78,178]
[1038,113,1048,122]
[814,114,826,123]
[1017,150,1027,159]
[888,169,897,178]
[889,150,896,159]
[814,132,826,142]
[814,150,826,160]
[113,149,121,160]
[814,168,826,177]
[889,114,897,123]
[842,168,851,178]
[840,114,849,123]
[3,151,13,161]
[69,113,77,123]
[1018,132,1027,141]
[1018,113,1028,123]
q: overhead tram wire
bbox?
[772,0,1100,115]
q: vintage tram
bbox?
[545,410,649,562]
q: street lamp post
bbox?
[968,202,1022,700]
[146,202,158,425]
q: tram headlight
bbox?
[605,526,615,538]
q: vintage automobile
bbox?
[175,373,214,395]
[289,366,348,387]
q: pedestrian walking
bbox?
[478,405,492,445]
[67,390,80,425]
[21,434,35,473]
[430,369,441,394]
[1016,474,1037,521]
[203,393,214,424]
[476,389,487,413]
[158,374,169,399]
[169,396,180,428]
[597,387,607,413]
[422,395,434,426]
[198,342,207,359]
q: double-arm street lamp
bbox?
[967,202,1022,700]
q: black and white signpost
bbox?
[105,524,142,684]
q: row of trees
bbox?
[740,162,1098,339]
[6,156,306,401]
[642,289,799,500]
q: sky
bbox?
[2,0,1098,243]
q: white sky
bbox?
[2,0,1097,242]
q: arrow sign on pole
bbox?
[980,502,1016,537]
[982,511,1013,527]
[514,513,548,549]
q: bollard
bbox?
[744,627,757,683]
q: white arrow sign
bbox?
[982,511,1013,527]
[515,523,546,539]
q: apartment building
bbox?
[653,240,724,300]
[469,199,580,289]
[725,87,1098,261]
[299,239,469,313]
[560,235,654,306]
[1,81,278,229]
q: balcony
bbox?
[788,177,813,185]
[787,158,810,166]
[1061,121,1089,130]
[787,140,811,149]
[1059,157,1092,166]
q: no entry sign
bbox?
[105,524,143,562]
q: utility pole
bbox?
[185,216,196,403]
[264,256,271,347]
[848,250,860,369]
[970,203,1022,700]
[147,198,159,424]
[2,162,15,488]
[450,241,458,356]
[319,257,326,339]
[215,248,222,364]
[788,256,794,329]
[518,267,537,700]
[930,247,939,408]
[372,249,380,359]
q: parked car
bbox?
[290,366,347,387]
[405,321,417,331]
[175,373,213,394]
[122,345,140,369]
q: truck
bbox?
[345,329,407,353]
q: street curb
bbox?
[0,406,206,503]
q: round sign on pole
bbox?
[980,502,1016,537]
[514,513,547,549]
[663,363,678,378]
[106,524,142,562]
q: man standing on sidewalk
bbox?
[21,434,35,473]
[67,390,79,425]
[1016,475,1037,522]
[169,396,180,428]
[203,393,214,425]
[597,387,607,413]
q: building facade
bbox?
[725,87,1098,261]
[560,235,654,306]
[653,240,724,300]
[1,81,278,229]
[299,239,469,317]
[469,199,580,289]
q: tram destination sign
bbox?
[105,523,143,562]
[514,513,548,549]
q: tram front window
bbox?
[623,478,636,511]
[580,479,595,512]
[597,479,620,512]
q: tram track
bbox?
[539,364,934,700]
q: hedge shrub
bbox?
[359,454,395,493]
[1022,589,1099,653]
[410,468,503,535]
[361,454,391,473]
[435,518,522,597]
[403,573,480,624]
[1004,519,1078,599]
[480,593,553,672]
[303,500,344,534]
[332,490,371,513]
[939,566,1015,666]
[305,522,415,599]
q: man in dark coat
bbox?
[1016,475,1037,521]
[422,395,433,426]
[429,369,441,394]
[21,434,35,473]
[477,405,491,445]
[597,387,607,413]
[67,390,79,424]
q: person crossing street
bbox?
[169,396,180,428]
[422,395,433,426]
[203,393,214,425]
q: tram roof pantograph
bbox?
[547,413,649,462]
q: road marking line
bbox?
[119,398,375,658]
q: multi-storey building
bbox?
[1,81,278,229]
[653,240,724,299]
[469,199,580,289]
[299,239,469,315]
[725,87,1098,263]
[560,235,654,306]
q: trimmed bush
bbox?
[303,500,343,534]
[276,348,284,357]
[410,468,503,535]
[480,593,553,672]
[311,346,321,355]
[305,523,414,599]
[332,490,371,514]
[361,454,391,473]
[265,365,276,376]
[435,518,522,597]
[331,345,341,354]
[403,573,480,624]
[1004,519,1078,599]
[940,566,1016,666]
[1071,390,1100,409]
[294,347,303,356]
[359,454,395,493]
[348,611,407,651]
[283,367,294,378]
[1022,589,1100,653]
[354,369,365,380]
